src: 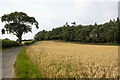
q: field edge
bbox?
[14,47,42,78]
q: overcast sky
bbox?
[0,0,119,40]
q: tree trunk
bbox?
[18,35,22,45]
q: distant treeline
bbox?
[16,39,34,41]
[34,18,120,43]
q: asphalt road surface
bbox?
[2,46,26,79]
[0,42,39,79]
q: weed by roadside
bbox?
[14,48,42,78]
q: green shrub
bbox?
[2,39,20,49]
[24,40,36,45]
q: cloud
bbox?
[0,0,119,40]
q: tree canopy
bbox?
[1,12,39,44]
[34,18,120,44]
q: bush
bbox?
[24,40,36,45]
[2,39,20,49]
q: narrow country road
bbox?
[2,46,26,78]
[1,42,39,79]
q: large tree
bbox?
[1,12,39,44]
[117,17,120,44]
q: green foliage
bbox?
[34,18,120,44]
[24,40,36,45]
[14,48,41,78]
[2,39,20,49]
[34,30,46,41]
[1,12,39,44]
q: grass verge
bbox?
[14,48,42,78]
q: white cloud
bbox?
[0,0,119,40]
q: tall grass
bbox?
[14,48,41,78]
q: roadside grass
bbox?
[14,48,42,78]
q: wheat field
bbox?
[26,41,118,78]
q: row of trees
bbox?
[1,12,120,44]
[34,18,120,43]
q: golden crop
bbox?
[26,41,118,78]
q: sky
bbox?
[0,0,119,40]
